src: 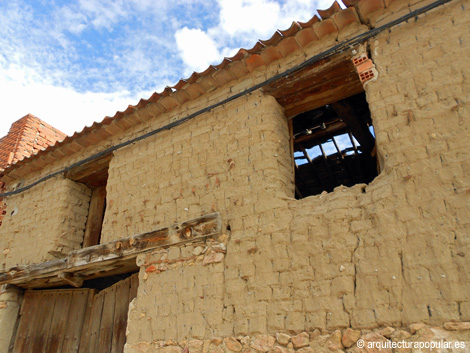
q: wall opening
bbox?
[65,154,112,247]
[11,272,138,353]
[261,49,379,199]
[292,92,378,198]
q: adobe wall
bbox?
[0,178,91,268]
[125,0,470,351]
[0,0,468,351]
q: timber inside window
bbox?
[261,49,379,199]
[66,154,111,247]
[292,92,378,198]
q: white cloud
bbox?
[218,0,281,38]
[0,72,144,138]
[174,27,221,74]
[173,0,336,79]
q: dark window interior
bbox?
[293,92,378,199]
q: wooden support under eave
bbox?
[58,272,84,288]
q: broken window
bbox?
[65,154,111,247]
[292,92,378,198]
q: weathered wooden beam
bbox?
[262,50,364,117]
[331,101,375,154]
[0,212,222,289]
[293,120,347,147]
[82,185,106,248]
[65,153,112,187]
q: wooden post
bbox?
[82,186,106,248]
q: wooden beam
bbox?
[262,50,364,117]
[58,272,84,288]
[65,153,112,187]
[82,186,106,248]
[331,101,375,154]
[0,213,222,289]
[293,120,347,147]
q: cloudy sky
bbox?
[0,0,336,138]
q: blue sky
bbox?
[0,0,335,138]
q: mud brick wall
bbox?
[125,0,470,345]
[0,0,468,349]
[101,92,291,243]
[0,178,91,268]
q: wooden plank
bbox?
[0,213,221,289]
[87,291,105,353]
[293,120,347,146]
[65,153,112,185]
[97,285,116,353]
[58,272,84,288]
[284,75,363,117]
[111,278,130,353]
[82,186,106,248]
[43,291,72,353]
[30,292,55,353]
[78,289,96,353]
[13,291,37,353]
[129,273,139,303]
[62,290,93,353]
[262,50,364,117]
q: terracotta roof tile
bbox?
[317,1,342,19]
[246,41,265,55]
[245,54,266,72]
[295,27,320,47]
[313,18,339,38]
[279,22,302,37]
[260,46,283,65]
[357,0,386,20]
[277,37,301,57]
[260,31,284,47]
[298,15,321,28]
[214,58,232,70]
[343,0,362,7]
[332,7,361,29]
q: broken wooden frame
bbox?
[0,213,221,289]
[292,92,378,198]
[262,45,378,198]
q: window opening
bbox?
[65,154,111,247]
[293,92,378,199]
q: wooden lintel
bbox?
[0,212,221,289]
[262,49,364,117]
[64,153,112,186]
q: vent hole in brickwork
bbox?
[292,92,379,199]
